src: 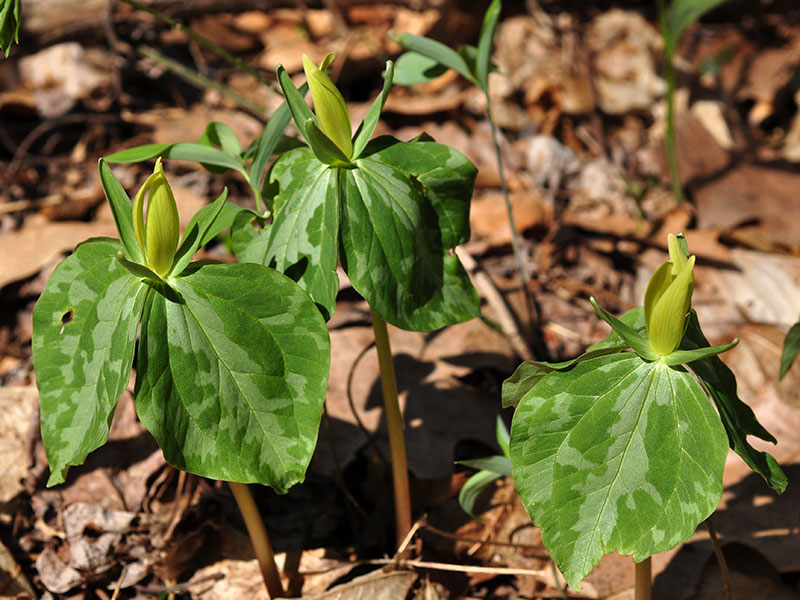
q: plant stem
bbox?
[371,310,413,549]
[634,557,652,600]
[228,482,285,598]
[658,0,685,204]
[484,92,548,359]
[705,519,733,600]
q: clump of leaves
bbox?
[504,234,786,589]
[33,160,330,491]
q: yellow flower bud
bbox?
[302,53,353,158]
[132,158,179,278]
[644,233,695,356]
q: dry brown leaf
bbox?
[695,165,800,251]
[0,216,115,290]
[0,386,36,506]
[304,569,417,600]
[0,536,35,598]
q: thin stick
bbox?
[228,482,285,598]
[634,557,652,600]
[705,519,733,600]
[367,557,549,578]
[371,310,413,549]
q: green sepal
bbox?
[115,251,162,282]
[780,320,800,379]
[304,118,352,166]
[0,0,21,57]
[661,338,738,366]
[682,311,787,493]
[98,159,144,264]
[32,238,148,486]
[590,297,658,361]
[171,188,230,276]
[352,60,395,159]
[276,64,315,145]
[249,83,308,193]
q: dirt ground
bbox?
[2,0,800,598]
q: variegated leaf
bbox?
[32,239,147,485]
[340,138,479,330]
[254,147,340,321]
[134,262,330,492]
[510,353,728,589]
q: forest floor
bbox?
[2,0,800,598]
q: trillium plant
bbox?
[503,234,787,593]
[33,158,330,597]
[105,52,481,547]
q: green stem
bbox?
[635,556,652,600]
[659,0,684,204]
[228,482,285,598]
[371,310,413,549]
[485,91,547,359]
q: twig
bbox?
[421,523,550,558]
[110,565,127,600]
[371,556,550,578]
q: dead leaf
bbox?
[304,569,417,600]
[0,537,35,598]
[0,386,37,505]
[18,43,111,118]
[0,215,115,290]
[36,544,83,594]
[695,165,800,251]
[586,10,664,115]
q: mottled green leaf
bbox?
[230,209,270,266]
[682,311,786,493]
[259,148,340,320]
[339,137,479,330]
[511,353,728,588]
[134,262,330,491]
[32,239,148,485]
[502,346,627,408]
[780,320,800,380]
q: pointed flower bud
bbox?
[132,158,179,278]
[644,233,695,356]
[302,53,353,159]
